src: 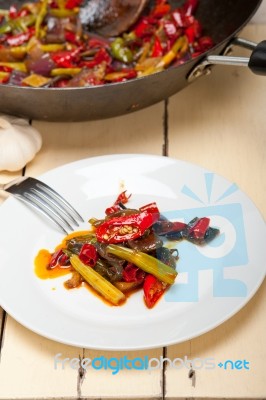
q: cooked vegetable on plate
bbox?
[35,190,219,308]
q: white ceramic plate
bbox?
[0,154,265,350]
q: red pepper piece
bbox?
[65,0,83,9]
[172,9,186,27]
[185,20,202,43]
[139,202,160,215]
[94,47,112,65]
[9,5,18,19]
[50,1,58,8]
[123,263,145,283]
[114,190,131,206]
[143,274,166,308]
[198,36,214,51]
[152,3,171,18]
[134,18,154,38]
[48,249,70,269]
[0,66,12,73]
[105,204,121,215]
[88,38,110,49]
[96,211,158,243]
[17,8,30,18]
[0,75,10,84]
[79,244,98,267]
[53,79,70,88]
[52,49,80,68]
[64,31,81,46]
[188,217,210,239]
[6,31,32,47]
[183,0,199,16]
[163,21,178,39]
[151,36,163,57]
[109,69,137,83]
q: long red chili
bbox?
[96,211,158,243]
[143,274,167,308]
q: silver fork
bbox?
[0,176,84,234]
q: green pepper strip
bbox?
[0,15,35,35]
[106,244,177,285]
[111,38,133,64]
[35,0,48,38]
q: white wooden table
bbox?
[0,24,265,400]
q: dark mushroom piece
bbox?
[80,0,149,37]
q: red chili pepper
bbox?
[64,31,81,46]
[94,47,112,65]
[185,20,202,43]
[105,204,121,215]
[109,69,137,83]
[183,0,199,16]
[53,79,70,88]
[139,202,160,215]
[88,38,110,49]
[6,30,32,47]
[0,75,10,84]
[65,0,83,9]
[9,5,18,19]
[151,36,163,57]
[172,9,186,27]
[171,221,187,231]
[96,211,158,243]
[163,21,177,39]
[152,3,171,18]
[48,249,70,269]
[123,263,145,283]
[17,8,30,17]
[198,36,214,51]
[52,49,80,68]
[79,244,98,267]
[134,18,154,38]
[188,217,210,239]
[50,1,58,8]
[114,190,131,206]
[143,274,166,308]
[0,66,12,73]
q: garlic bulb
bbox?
[0,114,42,172]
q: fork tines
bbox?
[6,177,84,235]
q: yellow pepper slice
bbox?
[0,62,27,72]
[51,68,81,76]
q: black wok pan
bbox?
[0,0,264,121]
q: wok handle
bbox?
[188,37,266,81]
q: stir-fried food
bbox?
[0,0,214,87]
[35,190,220,308]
